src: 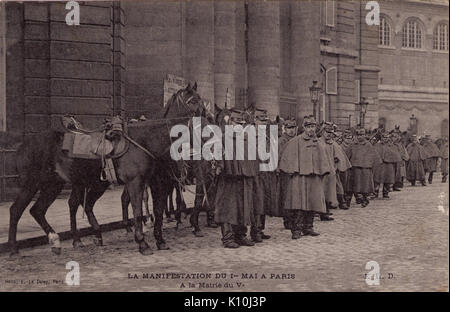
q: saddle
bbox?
[61,115,128,184]
[61,116,116,160]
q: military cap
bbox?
[303,115,317,127]
[285,119,297,128]
[323,121,334,133]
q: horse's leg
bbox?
[8,183,39,257]
[120,186,133,233]
[143,186,153,226]
[174,185,183,229]
[29,179,65,255]
[150,182,170,250]
[128,177,152,255]
[83,181,109,247]
[68,185,84,248]
[166,186,175,222]
[190,183,204,237]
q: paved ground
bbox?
[0,175,448,292]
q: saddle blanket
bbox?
[62,132,113,159]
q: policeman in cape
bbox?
[213,110,258,248]
[277,118,298,230]
[279,115,332,239]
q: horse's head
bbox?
[214,104,232,127]
[164,83,205,118]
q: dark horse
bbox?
[7,130,110,257]
[7,84,208,256]
[114,83,213,254]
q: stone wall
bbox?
[377,0,449,137]
[5,1,120,134]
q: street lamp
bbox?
[309,80,321,121]
[359,97,369,128]
[409,114,417,134]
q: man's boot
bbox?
[442,175,447,183]
[320,203,334,221]
[221,223,239,248]
[233,225,255,247]
[302,211,320,236]
[361,194,369,208]
[250,215,263,243]
[428,172,434,184]
[344,193,352,207]
[383,184,391,199]
[206,211,219,228]
[372,184,380,199]
[290,210,302,240]
[355,193,363,204]
[421,180,427,186]
[259,215,271,239]
[283,210,291,230]
[338,194,349,210]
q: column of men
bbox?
[213,112,449,248]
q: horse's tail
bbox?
[14,131,64,186]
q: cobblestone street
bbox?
[0,175,448,292]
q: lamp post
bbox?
[359,97,369,128]
[309,80,321,121]
[409,114,417,134]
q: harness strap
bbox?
[123,133,157,159]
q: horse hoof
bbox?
[73,240,85,249]
[139,247,153,256]
[9,250,20,259]
[93,237,103,247]
[51,247,62,255]
[193,231,204,237]
[157,243,170,250]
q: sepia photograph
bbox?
[0,0,448,294]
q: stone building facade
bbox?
[0,0,448,198]
[1,0,448,133]
[377,0,449,137]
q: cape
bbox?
[279,133,331,175]
[333,141,352,172]
[395,143,410,161]
[406,143,428,161]
[348,141,382,168]
[218,131,258,177]
[374,143,402,163]
[422,142,441,158]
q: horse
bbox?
[7,84,209,257]
[116,83,213,254]
[6,129,110,257]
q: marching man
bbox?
[278,119,298,230]
[406,135,428,186]
[279,116,332,239]
[347,128,382,207]
[421,135,441,184]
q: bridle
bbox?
[163,89,200,118]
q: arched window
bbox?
[433,22,449,51]
[379,16,391,46]
[402,19,422,49]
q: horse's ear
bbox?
[186,83,191,91]
[214,103,222,113]
[193,82,198,91]
[275,115,280,123]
